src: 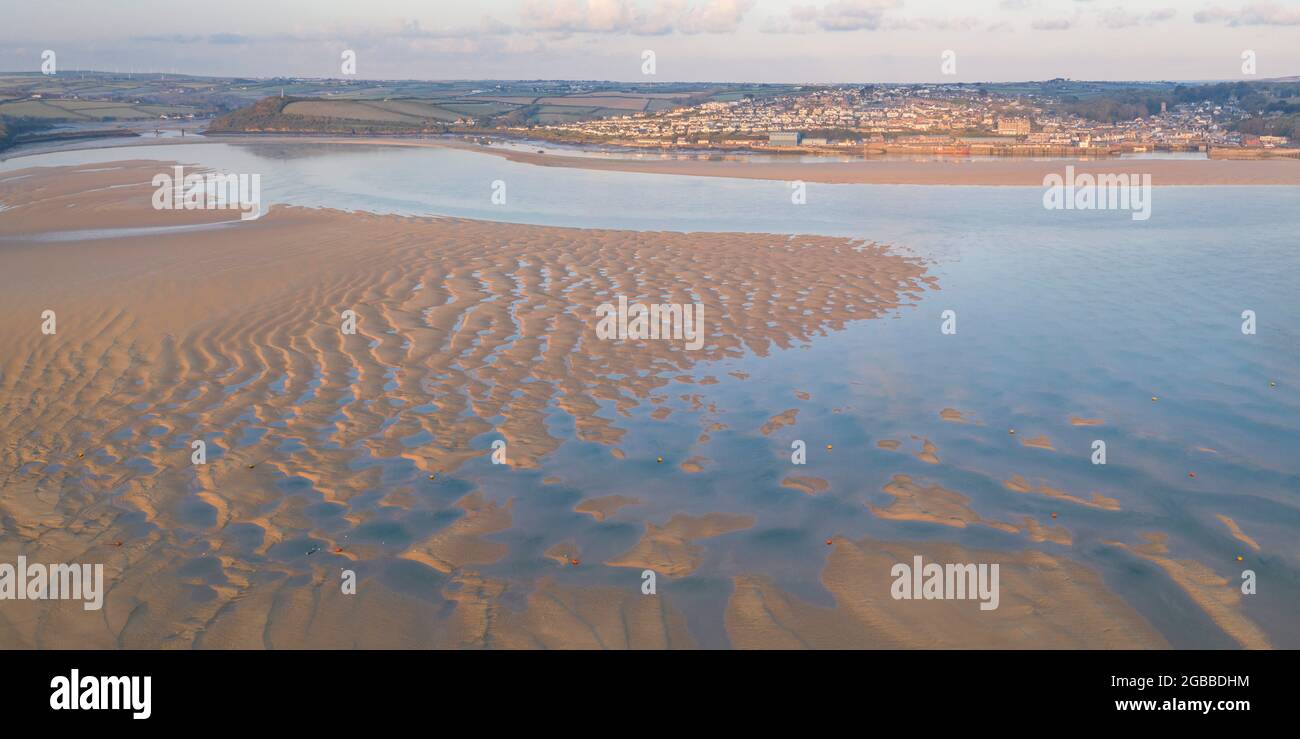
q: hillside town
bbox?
[529,84,1296,157]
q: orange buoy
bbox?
[570,558,580,566]
[1188,472,1196,478]
[826,444,833,450]
[825,538,833,546]
[1050,512,1058,520]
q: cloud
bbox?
[133,34,204,43]
[519,0,754,35]
[887,16,982,31]
[1031,18,1073,30]
[1194,2,1300,25]
[675,0,758,32]
[1097,7,1178,28]
[132,32,251,44]
[395,18,512,39]
[817,0,902,30]
[763,0,918,33]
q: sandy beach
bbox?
[0,160,1283,649]
[0,160,930,647]
[439,140,1300,187]
[10,134,1300,186]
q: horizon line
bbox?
[5,70,1298,86]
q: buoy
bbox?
[1188,472,1196,478]
[657,456,663,464]
[1008,429,1016,435]
[826,444,833,450]
[825,538,833,546]
[1050,512,1057,520]
[248,463,255,469]
[428,473,437,480]
[1151,396,1158,402]
[334,547,344,553]
[1236,555,1243,562]
[1270,381,1277,388]
[570,558,580,566]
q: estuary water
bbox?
[3,140,1297,647]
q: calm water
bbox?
[4,141,1298,647]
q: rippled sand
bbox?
[0,161,1278,649]
[0,162,927,647]
[726,536,1165,649]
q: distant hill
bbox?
[207,95,461,134]
[205,87,712,135]
[1047,79,1300,124]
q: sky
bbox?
[1,0,1299,83]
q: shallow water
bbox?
[3,141,1298,647]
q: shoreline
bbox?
[5,132,1300,187]
[438,140,1300,186]
[1,161,1285,649]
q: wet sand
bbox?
[780,475,829,495]
[726,536,1165,649]
[0,160,1279,649]
[11,135,1300,186]
[1108,534,1270,649]
[447,141,1300,186]
[0,161,932,647]
[1004,475,1122,511]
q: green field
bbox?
[0,97,198,121]
[209,87,723,132]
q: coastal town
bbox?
[5,71,1298,160]
[527,83,1298,158]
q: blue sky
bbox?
[2,0,1298,82]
